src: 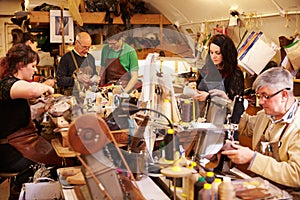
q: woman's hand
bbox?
[188,82,197,89]
[209,89,229,100]
[193,90,209,101]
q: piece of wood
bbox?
[51,138,80,157]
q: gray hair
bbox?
[253,67,294,94]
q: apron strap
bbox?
[70,51,82,92]
[70,51,79,70]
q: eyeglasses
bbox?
[256,88,290,100]
[77,40,90,50]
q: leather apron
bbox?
[255,121,289,162]
[255,104,299,161]
[100,48,130,87]
[255,120,300,196]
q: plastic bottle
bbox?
[198,183,212,200]
[164,128,179,161]
[205,171,215,184]
[193,177,205,200]
[211,178,222,200]
[218,177,235,200]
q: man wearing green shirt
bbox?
[100,26,139,94]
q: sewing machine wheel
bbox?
[68,113,111,155]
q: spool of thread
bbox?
[164,129,179,161]
[162,99,172,122]
[187,171,199,200]
[181,99,192,122]
[218,177,235,200]
[211,178,222,200]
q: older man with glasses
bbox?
[56,32,98,96]
[221,67,300,194]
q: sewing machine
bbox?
[186,95,246,172]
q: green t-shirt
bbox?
[101,42,139,72]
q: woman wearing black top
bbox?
[0,44,61,198]
[194,34,244,102]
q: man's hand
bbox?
[77,73,92,84]
[222,140,255,164]
[43,79,56,87]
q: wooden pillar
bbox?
[60,8,65,55]
[159,14,163,49]
[80,0,85,12]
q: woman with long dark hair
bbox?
[195,34,244,101]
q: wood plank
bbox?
[51,138,80,158]
[29,11,172,26]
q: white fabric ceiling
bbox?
[144,0,300,26]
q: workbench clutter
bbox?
[9,50,294,200]
[160,165,293,200]
[21,85,290,200]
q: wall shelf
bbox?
[29,11,172,28]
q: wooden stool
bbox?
[0,171,20,198]
[0,172,19,183]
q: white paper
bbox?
[239,38,277,75]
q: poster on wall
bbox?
[50,10,74,43]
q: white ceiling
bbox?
[144,0,300,26]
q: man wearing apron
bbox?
[99,26,139,94]
[221,68,300,194]
[56,32,98,96]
